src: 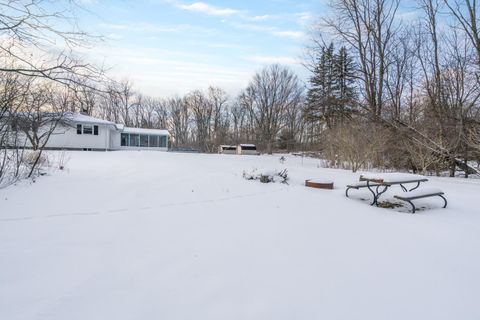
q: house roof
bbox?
[65,113,116,126]
[64,113,169,135]
[123,127,169,136]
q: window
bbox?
[129,134,139,147]
[94,125,99,135]
[159,136,167,148]
[149,135,159,148]
[83,125,93,135]
[120,133,167,148]
[140,135,149,147]
[77,124,82,135]
[121,133,128,146]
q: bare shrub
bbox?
[57,151,70,170]
[401,139,441,175]
[323,119,390,172]
[24,151,48,167]
[243,168,289,184]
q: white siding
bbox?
[44,123,111,150]
[110,130,121,149]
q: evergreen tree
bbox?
[304,44,355,129]
[334,46,356,114]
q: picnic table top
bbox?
[360,173,429,184]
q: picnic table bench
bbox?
[345,181,382,197]
[394,188,447,213]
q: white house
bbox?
[14,113,169,151]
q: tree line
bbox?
[81,65,304,155]
[303,0,480,177]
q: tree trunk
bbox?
[266,141,273,155]
[464,144,469,179]
[28,149,44,178]
[449,157,456,177]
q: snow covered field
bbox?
[1,151,479,320]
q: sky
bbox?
[76,0,327,97]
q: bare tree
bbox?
[242,64,303,154]
[0,0,103,87]
[280,97,304,151]
[16,83,55,151]
[444,0,480,66]
[168,96,190,148]
[97,84,122,123]
[14,82,68,174]
[208,87,229,148]
[468,125,480,151]
[413,0,480,176]
[0,72,30,186]
[71,81,99,115]
[138,96,168,129]
[384,27,417,120]
[324,0,400,120]
[186,90,213,152]
[230,100,247,145]
[402,139,441,174]
[109,79,134,126]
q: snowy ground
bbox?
[1,151,479,320]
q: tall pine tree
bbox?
[304,44,355,129]
[334,46,356,115]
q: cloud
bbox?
[245,55,300,65]
[167,1,277,22]
[164,1,307,40]
[271,30,305,39]
[246,14,275,22]
[106,33,124,40]
[99,22,191,33]
[397,10,420,22]
[176,2,239,16]
[229,22,305,40]
[77,0,98,4]
[295,12,315,26]
[81,44,253,95]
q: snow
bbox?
[306,179,334,184]
[63,114,169,136]
[394,187,444,198]
[64,113,116,125]
[242,168,287,183]
[347,181,381,187]
[361,172,428,183]
[1,152,480,320]
[122,127,169,136]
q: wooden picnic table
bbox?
[359,173,429,206]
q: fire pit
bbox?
[305,179,334,190]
